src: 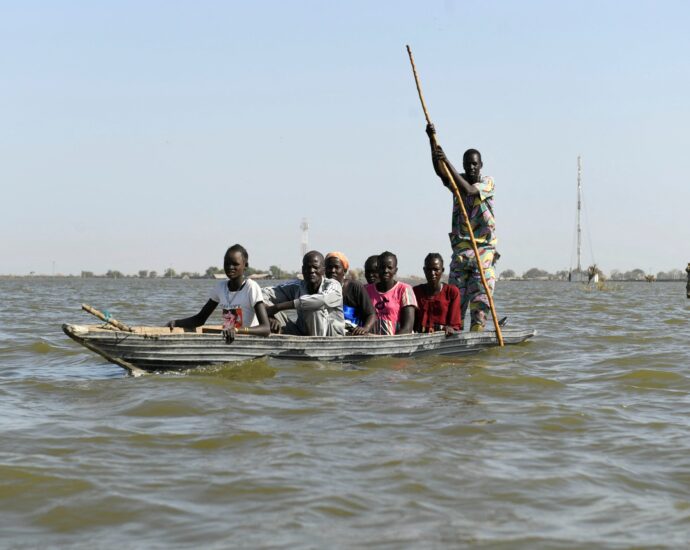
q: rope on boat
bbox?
[81,303,134,332]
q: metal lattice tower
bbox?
[577,155,582,271]
[300,218,309,258]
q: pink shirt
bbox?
[365,282,418,335]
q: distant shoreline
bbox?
[1,275,685,283]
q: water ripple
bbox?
[0,279,689,547]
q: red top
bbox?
[412,283,462,332]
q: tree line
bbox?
[80,265,300,279]
[76,266,686,281]
[499,268,686,281]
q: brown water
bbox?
[1,278,688,548]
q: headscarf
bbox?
[325,251,349,272]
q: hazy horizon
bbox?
[3,265,685,281]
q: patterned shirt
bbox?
[449,175,496,253]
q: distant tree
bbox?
[269,265,293,279]
[138,270,149,278]
[349,267,364,281]
[163,268,177,278]
[629,268,645,281]
[522,267,550,279]
[616,268,645,281]
[81,271,94,278]
[500,269,516,279]
[554,270,569,280]
[668,269,683,280]
[106,270,124,279]
[610,269,621,280]
[658,269,683,280]
[205,266,223,278]
[149,271,158,278]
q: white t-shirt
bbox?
[209,279,263,329]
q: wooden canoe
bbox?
[62,323,536,376]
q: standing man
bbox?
[686,263,690,299]
[262,251,345,336]
[426,123,498,331]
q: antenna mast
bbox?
[300,218,309,258]
[577,155,582,272]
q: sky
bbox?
[2,0,689,277]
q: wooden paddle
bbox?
[81,303,134,332]
[406,45,504,346]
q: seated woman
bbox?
[325,251,376,335]
[365,251,417,335]
[413,253,462,335]
[166,244,270,342]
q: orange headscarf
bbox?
[325,251,350,272]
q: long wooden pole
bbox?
[406,45,504,346]
[81,303,134,332]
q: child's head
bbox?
[423,253,444,284]
[364,255,380,284]
[377,251,398,283]
[224,244,249,279]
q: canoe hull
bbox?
[62,324,536,375]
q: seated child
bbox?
[413,253,462,335]
[166,244,270,342]
[365,251,417,335]
[364,255,380,285]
